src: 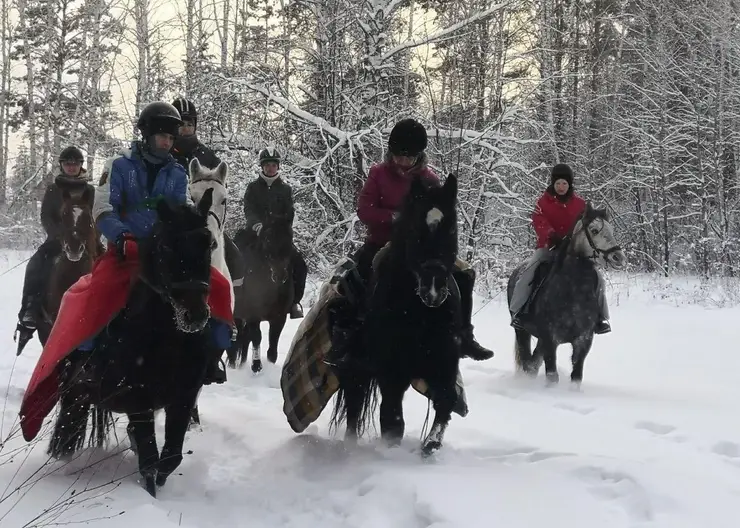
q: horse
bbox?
[506,202,627,386]
[188,158,234,426]
[330,174,463,457]
[48,192,217,497]
[228,216,294,373]
[37,183,102,346]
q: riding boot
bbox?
[594,270,611,335]
[15,295,37,355]
[453,269,494,361]
[290,249,307,319]
[595,321,611,335]
[290,303,304,319]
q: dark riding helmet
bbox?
[58,146,84,164]
[172,97,197,126]
[136,101,182,137]
[551,163,574,187]
[258,147,281,166]
[388,118,428,157]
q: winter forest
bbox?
[0,0,739,288]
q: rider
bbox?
[509,163,611,334]
[171,97,245,298]
[242,148,307,319]
[334,118,494,364]
[90,100,232,383]
[15,146,92,352]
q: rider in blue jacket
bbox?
[92,101,229,384]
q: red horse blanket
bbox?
[19,246,233,441]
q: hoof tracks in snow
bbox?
[574,466,654,522]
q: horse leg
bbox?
[188,387,202,429]
[267,314,287,364]
[570,334,594,388]
[126,411,159,497]
[420,366,459,457]
[48,377,91,459]
[157,400,194,488]
[378,377,410,447]
[249,322,263,373]
[535,338,559,385]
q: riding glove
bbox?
[115,233,137,262]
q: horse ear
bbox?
[156,198,174,223]
[198,187,214,217]
[189,158,201,178]
[443,173,458,204]
[215,161,228,185]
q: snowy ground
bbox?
[1,250,739,527]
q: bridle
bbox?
[579,212,622,262]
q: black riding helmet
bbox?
[136,101,182,138]
[388,118,428,157]
[258,147,281,166]
[172,97,197,127]
[58,146,84,164]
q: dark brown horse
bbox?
[37,183,102,345]
[228,220,294,373]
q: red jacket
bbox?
[357,158,439,245]
[532,190,586,248]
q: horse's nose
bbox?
[610,251,627,268]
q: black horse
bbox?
[507,202,627,386]
[331,174,463,457]
[48,191,217,497]
[228,218,294,373]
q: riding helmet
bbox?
[388,118,428,157]
[172,97,197,126]
[58,146,85,164]
[258,147,281,166]
[136,101,183,137]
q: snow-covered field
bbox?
[1,250,739,527]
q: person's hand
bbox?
[253,223,263,236]
[115,233,137,261]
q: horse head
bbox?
[189,158,228,236]
[59,183,97,262]
[139,189,215,334]
[392,174,459,308]
[570,202,627,269]
[257,218,294,284]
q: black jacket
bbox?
[242,176,295,230]
[172,135,221,174]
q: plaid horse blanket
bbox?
[280,259,469,433]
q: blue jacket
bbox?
[93,143,190,242]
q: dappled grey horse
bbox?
[507,202,626,386]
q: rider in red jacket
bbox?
[510,164,611,334]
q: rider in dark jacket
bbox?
[15,146,93,348]
[243,148,307,318]
[171,97,244,296]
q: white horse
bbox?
[189,158,234,312]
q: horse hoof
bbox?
[421,441,441,458]
[545,372,559,385]
[144,475,157,498]
[155,472,168,487]
[267,350,277,363]
[251,359,262,373]
[569,380,582,392]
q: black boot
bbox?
[595,320,611,335]
[203,356,227,385]
[289,303,304,319]
[14,297,38,356]
[454,269,494,361]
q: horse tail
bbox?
[48,390,92,459]
[513,328,532,372]
[329,370,378,437]
[89,406,114,449]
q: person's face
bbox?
[179,120,196,137]
[262,162,279,177]
[61,160,82,177]
[153,133,175,152]
[554,178,570,196]
[392,154,418,169]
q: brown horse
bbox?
[37,183,102,345]
[228,220,294,373]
